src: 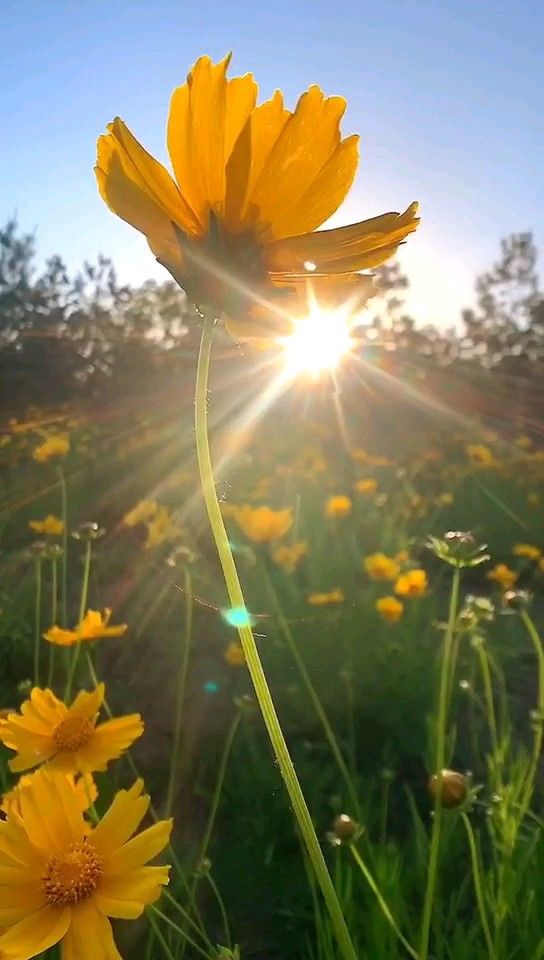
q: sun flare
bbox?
[280,306,355,377]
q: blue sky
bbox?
[1,0,542,328]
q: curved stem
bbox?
[350,844,418,960]
[262,561,361,818]
[64,539,92,701]
[56,466,68,627]
[47,559,58,688]
[419,565,461,960]
[194,315,357,960]
[33,558,42,686]
[462,813,496,960]
[165,566,193,817]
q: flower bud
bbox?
[427,532,489,568]
[329,813,362,844]
[428,769,469,809]
[503,589,532,612]
[71,521,105,541]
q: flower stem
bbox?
[194,315,357,960]
[261,560,361,818]
[519,610,544,816]
[56,466,68,627]
[461,812,496,960]
[165,565,193,818]
[47,558,58,688]
[419,565,461,960]
[350,844,418,960]
[33,558,42,686]
[64,539,92,701]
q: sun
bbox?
[280,305,355,377]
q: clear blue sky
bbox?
[1,0,542,328]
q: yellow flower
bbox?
[32,435,70,463]
[122,499,159,527]
[436,492,453,507]
[43,609,127,647]
[354,478,378,495]
[394,569,428,598]
[465,443,494,467]
[144,505,179,549]
[376,596,404,623]
[28,515,64,536]
[0,771,171,960]
[0,684,143,775]
[307,588,344,606]
[96,54,419,342]
[487,563,518,591]
[512,543,542,560]
[325,495,352,518]
[363,553,400,581]
[2,769,97,819]
[234,505,293,543]
[224,641,246,667]
[271,541,308,572]
[515,435,532,449]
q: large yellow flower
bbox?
[96,54,419,340]
[0,684,143,775]
[0,771,171,960]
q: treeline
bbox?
[1,219,543,414]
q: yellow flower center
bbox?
[53,715,94,752]
[43,841,102,905]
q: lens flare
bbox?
[280,307,354,377]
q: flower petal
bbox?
[94,865,170,919]
[62,900,121,960]
[103,819,172,874]
[264,203,420,273]
[68,684,104,721]
[90,780,148,857]
[0,904,70,960]
[75,715,143,774]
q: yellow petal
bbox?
[30,687,66,724]
[268,134,359,239]
[264,202,420,273]
[224,90,290,231]
[69,684,104,721]
[43,626,80,646]
[95,132,183,273]
[91,781,148,857]
[94,865,170,919]
[103,819,172,874]
[0,904,70,960]
[62,900,121,960]
[76,715,143,774]
[249,86,348,239]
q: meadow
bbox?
[1,360,543,960]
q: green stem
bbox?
[64,539,92,701]
[47,559,58,688]
[165,566,193,818]
[198,709,241,868]
[461,813,496,960]
[205,871,232,949]
[350,844,418,960]
[476,644,502,791]
[194,315,357,960]
[262,561,361,818]
[33,558,42,686]
[419,565,461,960]
[519,610,544,817]
[57,466,68,627]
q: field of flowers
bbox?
[0,377,543,960]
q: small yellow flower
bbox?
[0,684,143,775]
[512,543,542,560]
[123,499,159,527]
[271,541,308,572]
[307,588,344,606]
[144,505,179,549]
[354,478,378,495]
[325,495,352,518]
[234,505,293,543]
[376,596,404,622]
[32,435,70,463]
[0,771,171,960]
[224,641,246,667]
[28,515,64,536]
[394,569,428,598]
[96,54,419,342]
[487,563,518,591]
[465,443,494,467]
[43,609,127,647]
[436,492,453,507]
[363,553,400,581]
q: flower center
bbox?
[53,715,94,752]
[43,841,102,905]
